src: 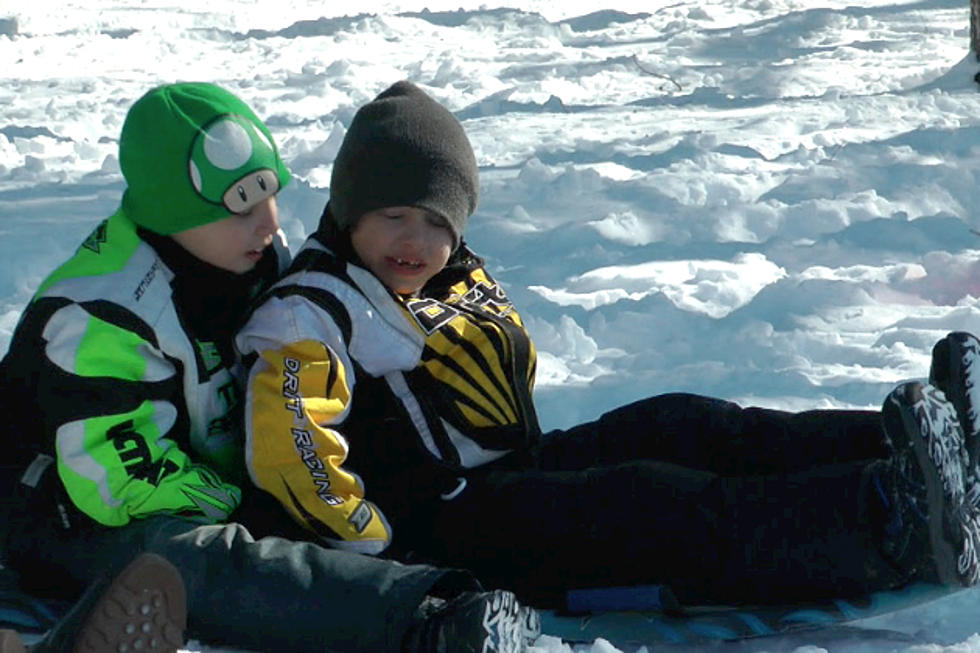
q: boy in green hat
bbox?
[0,82,538,653]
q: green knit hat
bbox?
[119,82,291,235]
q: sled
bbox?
[543,582,966,650]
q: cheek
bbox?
[436,245,452,268]
[437,237,454,264]
[224,222,256,251]
[209,232,234,256]
[352,225,388,262]
[350,230,369,262]
[429,229,454,259]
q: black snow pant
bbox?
[412,393,900,608]
[4,484,478,653]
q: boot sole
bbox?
[74,553,186,653]
[482,591,525,653]
[931,331,980,463]
[889,383,973,585]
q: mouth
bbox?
[386,256,424,271]
[245,247,265,261]
[245,238,273,261]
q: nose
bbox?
[252,197,280,235]
[398,217,426,248]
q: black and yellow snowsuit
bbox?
[238,226,904,609]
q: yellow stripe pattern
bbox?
[403,269,536,431]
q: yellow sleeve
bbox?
[245,339,391,554]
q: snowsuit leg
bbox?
[6,510,477,653]
[421,458,898,608]
[537,393,889,474]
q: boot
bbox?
[874,382,980,586]
[404,589,540,653]
[0,552,186,653]
[930,331,980,475]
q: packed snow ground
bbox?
[4,0,980,651]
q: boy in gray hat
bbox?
[239,79,980,612]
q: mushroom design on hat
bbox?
[188,115,281,213]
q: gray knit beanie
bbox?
[327,81,479,245]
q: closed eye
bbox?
[425,213,450,230]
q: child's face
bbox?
[350,206,454,296]
[172,196,280,274]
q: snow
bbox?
[3,0,980,650]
